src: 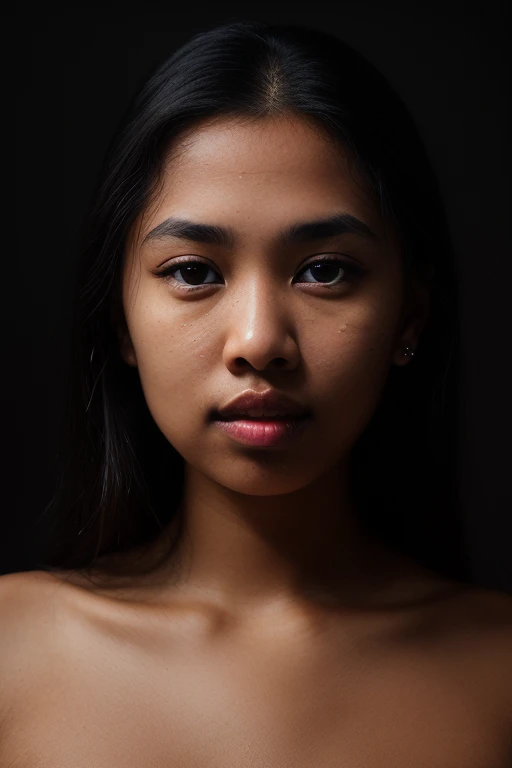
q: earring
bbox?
[403,346,415,357]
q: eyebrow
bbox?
[142,212,378,249]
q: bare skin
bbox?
[115,111,433,618]
[1,569,511,767]
[3,114,512,765]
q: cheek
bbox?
[311,299,398,377]
[126,302,214,434]
[306,308,398,442]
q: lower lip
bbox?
[213,417,309,447]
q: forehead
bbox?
[169,114,343,170]
[160,114,363,194]
[131,114,389,250]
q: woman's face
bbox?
[120,114,422,495]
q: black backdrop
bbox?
[13,1,511,590]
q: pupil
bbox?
[311,263,340,282]
[182,264,208,286]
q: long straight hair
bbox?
[33,19,472,587]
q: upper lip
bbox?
[215,389,310,420]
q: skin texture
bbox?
[116,112,434,625]
[2,114,512,768]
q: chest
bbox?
[3,627,510,768]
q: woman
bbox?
[3,19,512,766]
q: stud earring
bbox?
[403,346,415,357]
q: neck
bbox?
[151,460,408,618]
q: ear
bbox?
[392,270,432,367]
[111,300,138,368]
[119,327,138,368]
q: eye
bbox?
[154,254,364,292]
[295,256,364,286]
[157,260,220,291]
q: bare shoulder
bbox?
[0,567,100,639]
[440,583,512,644]
[0,571,78,712]
[441,584,512,705]
[454,584,512,633]
[0,568,71,638]
[0,569,66,629]
[0,568,76,614]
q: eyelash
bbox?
[154,254,365,293]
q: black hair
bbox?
[33,18,472,588]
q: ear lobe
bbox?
[392,280,431,366]
[111,302,138,368]
[119,333,138,368]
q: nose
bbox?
[221,277,300,373]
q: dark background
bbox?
[13,1,511,590]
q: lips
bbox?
[219,412,300,422]
[214,389,310,421]
[213,415,309,447]
[220,417,299,422]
